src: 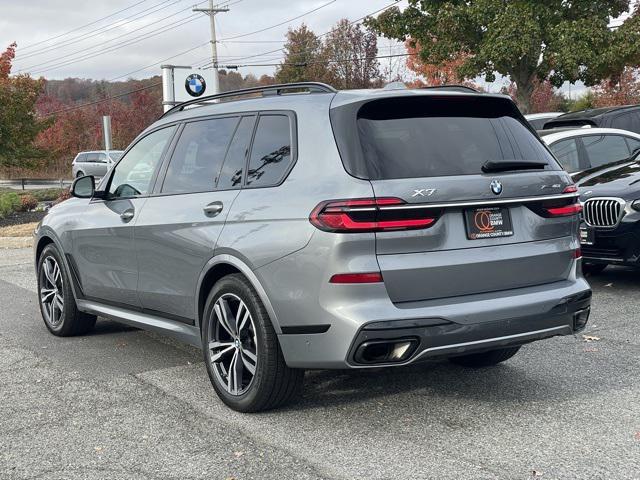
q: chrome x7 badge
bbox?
[412,188,437,197]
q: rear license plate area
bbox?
[464,207,514,240]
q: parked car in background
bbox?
[575,152,640,273]
[72,150,124,179]
[544,105,640,134]
[524,112,563,130]
[35,82,590,412]
[539,128,640,174]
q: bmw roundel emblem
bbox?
[490,179,503,195]
[185,73,206,97]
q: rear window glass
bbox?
[246,115,293,187]
[549,138,580,172]
[349,97,558,179]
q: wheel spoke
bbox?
[52,262,61,285]
[215,298,236,337]
[237,306,251,334]
[241,349,256,375]
[227,350,239,394]
[54,293,64,312]
[40,288,55,303]
[208,341,235,362]
[44,259,55,285]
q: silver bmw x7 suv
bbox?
[34,82,592,412]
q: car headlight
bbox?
[632,200,640,211]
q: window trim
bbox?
[95,123,180,203]
[242,110,298,190]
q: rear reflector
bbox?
[329,272,383,284]
[574,248,582,259]
[310,197,440,233]
[545,203,582,217]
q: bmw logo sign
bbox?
[490,179,503,195]
[185,73,206,97]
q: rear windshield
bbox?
[332,96,559,180]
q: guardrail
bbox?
[0,179,72,190]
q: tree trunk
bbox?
[513,75,535,114]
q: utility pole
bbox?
[193,0,229,94]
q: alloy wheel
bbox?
[39,256,64,328]
[208,293,258,396]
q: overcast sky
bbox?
[2,0,634,97]
[0,0,410,82]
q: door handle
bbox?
[203,201,223,217]
[120,209,134,222]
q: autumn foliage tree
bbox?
[405,39,474,87]
[367,1,640,113]
[0,43,49,168]
[592,67,640,107]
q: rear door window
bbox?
[582,135,631,168]
[246,115,293,187]
[161,117,238,194]
[625,137,640,155]
[549,138,581,172]
[336,96,558,180]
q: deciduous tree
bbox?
[275,24,325,84]
[0,43,49,168]
[367,1,640,113]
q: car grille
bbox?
[582,198,625,228]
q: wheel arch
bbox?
[195,254,282,334]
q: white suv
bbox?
[71,150,123,179]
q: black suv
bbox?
[544,105,640,133]
[576,153,640,272]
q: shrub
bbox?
[20,194,38,212]
[0,192,21,218]
[54,190,72,204]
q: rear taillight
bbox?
[563,185,578,194]
[544,203,582,217]
[574,248,582,259]
[309,197,439,233]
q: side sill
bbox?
[77,299,202,348]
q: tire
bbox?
[76,170,84,178]
[582,263,607,275]
[448,346,521,368]
[37,244,97,336]
[202,274,304,412]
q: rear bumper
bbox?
[276,277,592,369]
[582,220,640,265]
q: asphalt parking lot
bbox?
[0,247,639,480]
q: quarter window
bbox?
[162,117,238,194]
[108,126,176,199]
[582,135,630,169]
[246,115,293,187]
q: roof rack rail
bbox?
[161,82,337,118]
[418,84,479,93]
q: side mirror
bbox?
[71,175,95,198]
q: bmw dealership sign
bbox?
[162,66,215,109]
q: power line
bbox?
[22,13,204,75]
[18,3,209,73]
[216,0,336,42]
[19,0,150,51]
[219,52,415,69]
[42,82,163,118]
[199,0,402,68]
[17,0,183,61]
